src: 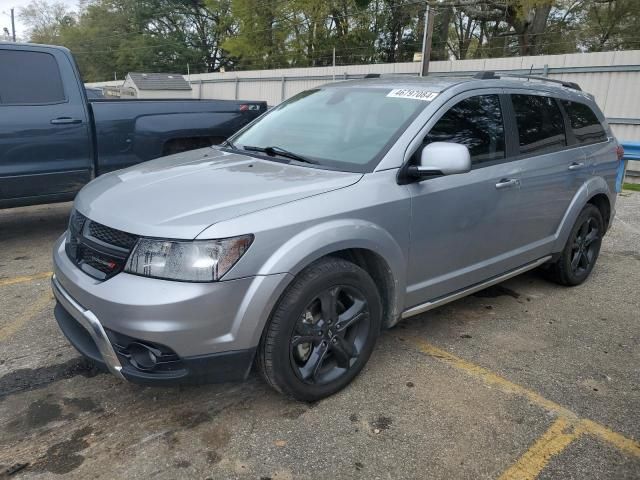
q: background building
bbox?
[120,72,192,99]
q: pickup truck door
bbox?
[0,46,92,205]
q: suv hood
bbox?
[75,148,362,239]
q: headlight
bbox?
[124,235,253,282]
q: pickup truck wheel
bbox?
[257,257,382,402]
[548,204,603,286]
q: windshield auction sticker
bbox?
[387,89,438,101]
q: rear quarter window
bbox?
[0,50,65,105]
[560,100,607,145]
[512,94,566,156]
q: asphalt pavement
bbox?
[0,193,638,479]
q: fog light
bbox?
[128,343,159,371]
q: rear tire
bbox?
[547,204,604,286]
[257,257,382,402]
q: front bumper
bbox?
[52,274,125,379]
[52,234,292,384]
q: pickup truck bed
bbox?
[90,99,264,175]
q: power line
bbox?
[78,41,425,72]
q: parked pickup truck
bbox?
[0,43,267,208]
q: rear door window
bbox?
[425,94,505,166]
[560,100,607,145]
[0,50,65,104]
[511,94,566,155]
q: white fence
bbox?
[87,50,640,141]
[88,50,640,174]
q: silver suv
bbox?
[52,73,622,401]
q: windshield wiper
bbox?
[243,145,318,165]
[222,139,238,150]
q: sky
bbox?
[0,0,78,40]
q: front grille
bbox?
[66,210,139,281]
[88,221,138,250]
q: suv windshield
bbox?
[230,87,430,172]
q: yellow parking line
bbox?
[0,292,53,341]
[409,338,640,462]
[0,271,52,287]
[414,339,577,419]
[498,417,585,480]
[578,419,640,460]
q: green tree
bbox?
[222,0,291,69]
[21,0,236,81]
[17,0,640,81]
[19,0,76,44]
[579,0,640,51]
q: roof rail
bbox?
[472,70,581,91]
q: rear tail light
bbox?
[239,104,261,112]
[616,144,624,161]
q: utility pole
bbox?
[332,47,336,81]
[10,8,16,42]
[420,4,434,76]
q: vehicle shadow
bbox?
[386,268,552,341]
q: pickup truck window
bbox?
[231,87,428,172]
[0,50,65,105]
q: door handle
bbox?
[568,162,585,171]
[50,117,82,125]
[495,178,520,190]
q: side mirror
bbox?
[409,142,471,179]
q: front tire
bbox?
[548,204,604,286]
[257,257,382,402]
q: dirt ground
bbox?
[0,192,638,479]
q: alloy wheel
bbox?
[290,285,370,385]
[570,216,600,276]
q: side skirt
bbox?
[401,256,552,320]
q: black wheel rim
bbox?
[290,285,370,385]
[570,216,600,276]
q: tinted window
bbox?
[561,100,607,145]
[512,94,566,155]
[425,95,505,165]
[0,50,65,104]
